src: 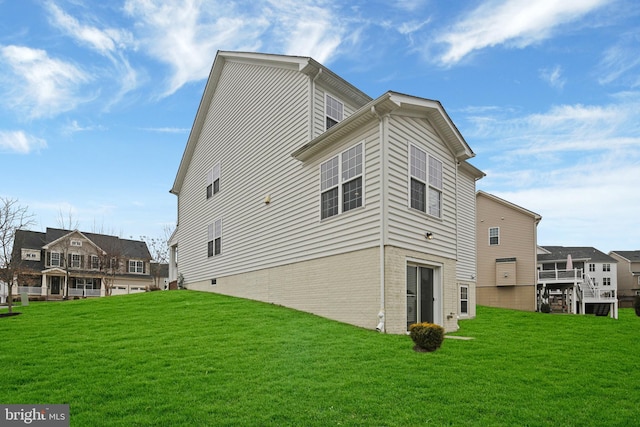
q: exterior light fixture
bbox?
[425,232,434,240]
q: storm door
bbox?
[51,276,61,295]
[407,265,435,329]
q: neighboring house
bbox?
[0,278,7,304]
[11,228,153,299]
[169,51,484,334]
[150,262,170,290]
[608,250,640,308]
[476,191,541,311]
[537,246,618,318]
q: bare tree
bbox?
[141,225,172,289]
[0,197,35,313]
[55,209,80,299]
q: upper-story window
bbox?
[589,264,595,272]
[320,143,363,219]
[71,254,83,268]
[206,163,220,199]
[49,251,61,267]
[602,277,611,286]
[602,263,611,272]
[207,219,222,257]
[128,260,145,274]
[22,249,40,261]
[489,227,500,246]
[91,255,100,270]
[325,94,343,130]
[71,239,82,247]
[409,144,443,218]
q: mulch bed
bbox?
[0,312,22,318]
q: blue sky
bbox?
[1,0,638,252]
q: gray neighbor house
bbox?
[168,51,484,334]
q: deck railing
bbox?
[538,268,582,282]
[68,288,101,297]
[17,286,43,295]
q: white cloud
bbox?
[124,0,268,97]
[540,65,566,90]
[437,0,611,65]
[0,130,47,154]
[46,2,138,106]
[597,32,640,87]
[269,0,342,63]
[0,45,91,118]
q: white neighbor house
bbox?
[169,51,484,334]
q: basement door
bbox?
[407,265,437,330]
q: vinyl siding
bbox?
[385,115,458,260]
[456,167,478,282]
[476,193,538,310]
[176,60,381,285]
[312,84,360,138]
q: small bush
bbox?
[409,322,445,352]
[633,296,640,317]
[540,303,551,313]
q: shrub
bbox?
[540,303,551,313]
[409,322,445,352]
[634,296,640,317]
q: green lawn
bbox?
[1,291,639,426]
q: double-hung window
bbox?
[50,251,61,267]
[489,227,500,246]
[320,143,363,219]
[71,254,82,268]
[325,94,343,130]
[207,219,222,257]
[129,260,144,273]
[603,263,611,272]
[409,145,443,218]
[91,255,99,269]
[460,285,469,315]
[206,163,220,199]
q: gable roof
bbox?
[537,246,616,264]
[170,50,371,196]
[292,91,476,163]
[12,228,151,261]
[609,250,640,263]
[477,191,542,223]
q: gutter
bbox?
[374,106,389,332]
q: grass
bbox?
[1,291,639,426]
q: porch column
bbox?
[41,274,48,296]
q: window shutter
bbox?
[47,252,51,266]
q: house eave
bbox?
[292,91,476,163]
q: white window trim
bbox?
[325,94,344,130]
[319,142,365,220]
[459,284,469,316]
[71,253,82,268]
[206,162,221,199]
[50,251,61,267]
[489,227,500,246]
[408,143,443,219]
[71,239,82,247]
[207,219,223,257]
[128,260,144,274]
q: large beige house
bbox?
[475,191,541,311]
[11,228,154,299]
[608,250,640,308]
[169,51,484,334]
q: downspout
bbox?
[309,68,322,141]
[374,106,388,332]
